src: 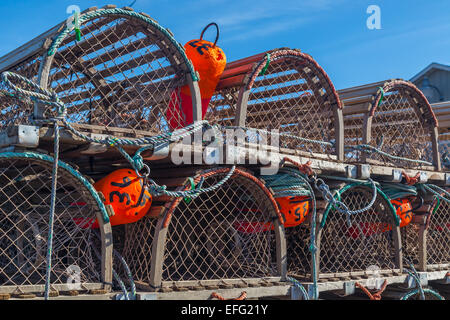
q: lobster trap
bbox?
[421,195,450,271]
[121,167,286,291]
[315,182,402,280]
[0,152,112,295]
[206,48,344,160]
[0,5,201,170]
[341,79,440,171]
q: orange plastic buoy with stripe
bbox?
[276,196,310,228]
[167,23,226,130]
[74,169,152,228]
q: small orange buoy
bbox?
[74,169,152,228]
[167,23,226,130]
[391,198,413,228]
[276,196,310,228]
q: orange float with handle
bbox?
[73,169,152,228]
[167,23,226,130]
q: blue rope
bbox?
[44,121,60,300]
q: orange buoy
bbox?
[74,169,152,228]
[276,196,310,228]
[391,198,413,228]
[167,23,226,130]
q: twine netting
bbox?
[0,157,103,292]
[319,185,398,276]
[161,169,280,283]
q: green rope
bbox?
[74,10,81,41]
[262,171,312,198]
[377,87,385,107]
[262,167,318,300]
[379,182,417,200]
[417,183,450,204]
[258,53,271,76]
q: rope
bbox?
[417,184,450,204]
[376,87,385,107]
[379,182,417,200]
[287,276,309,300]
[210,291,247,300]
[351,144,433,166]
[267,166,318,300]
[91,243,130,300]
[317,178,378,228]
[262,170,312,198]
[355,280,388,300]
[401,171,421,186]
[43,121,60,300]
[149,165,235,198]
[401,259,444,300]
[258,53,271,76]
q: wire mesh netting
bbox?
[318,185,398,276]
[400,223,421,267]
[161,169,280,284]
[0,156,106,293]
[427,196,450,269]
[0,54,41,133]
[366,81,436,169]
[243,50,341,156]
[121,215,158,286]
[286,224,313,280]
[438,136,450,171]
[42,11,191,136]
[205,85,240,127]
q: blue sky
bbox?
[0,0,449,89]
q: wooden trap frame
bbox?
[120,167,287,291]
[341,79,441,171]
[206,48,344,161]
[0,152,112,295]
[400,193,450,272]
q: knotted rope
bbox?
[210,291,247,300]
[355,280,388,300]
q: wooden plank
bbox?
[248,82,309,101]
[337,80,386,100]
[342,103,371,116]
[0,22,64,72]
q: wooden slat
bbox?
[51,37,159,84]
[59,65,176,104]
[248,82,309,101]
[337,80,386,100]
[55,51,172,93]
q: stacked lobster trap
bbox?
[121,167,285,291]
[0,3,448,300]
[0,4,202,297]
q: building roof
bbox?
[411,62,450,82]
